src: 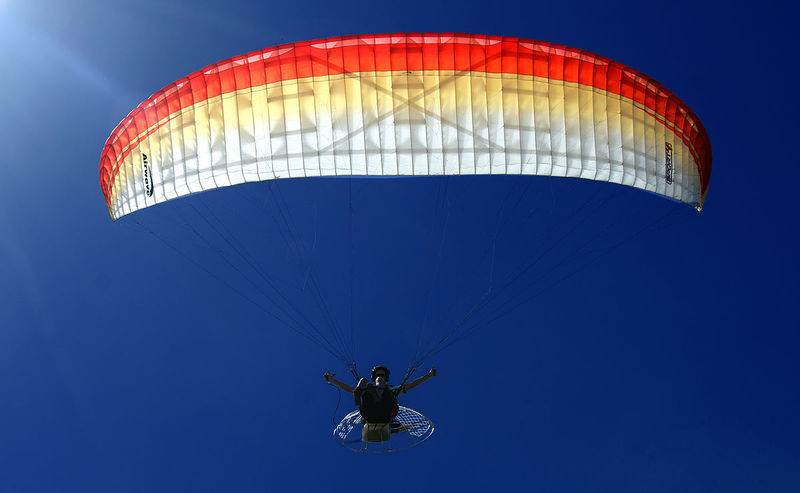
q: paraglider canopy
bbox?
[99,33,711,221]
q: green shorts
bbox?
[362,423,391,443]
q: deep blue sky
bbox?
[1,0,799,491]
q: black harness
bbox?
[357,385,400,423]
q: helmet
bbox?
[371,365,390,382]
